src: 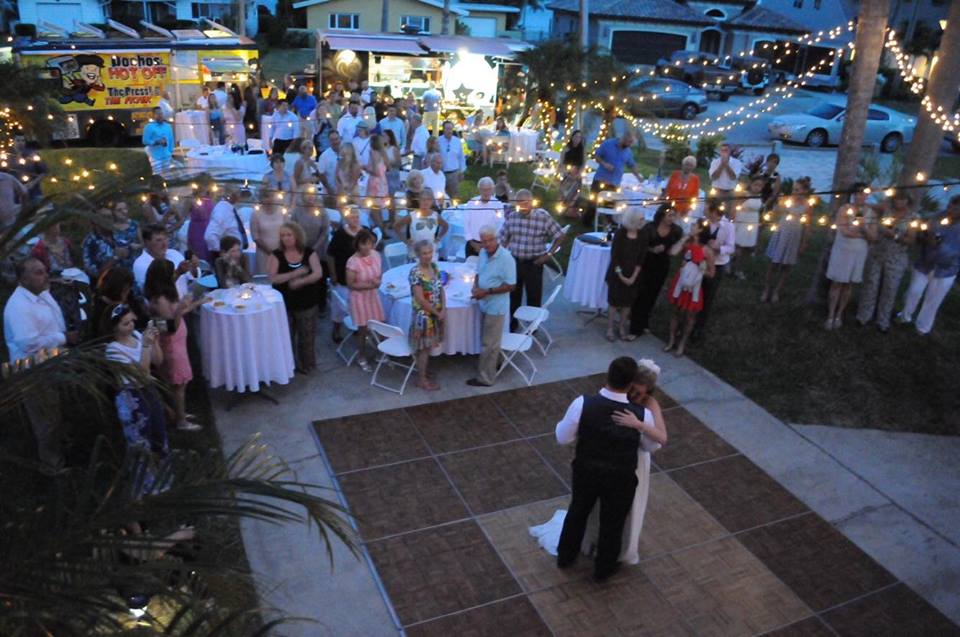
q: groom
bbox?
[555,356,644,582]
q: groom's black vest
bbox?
[574,394,643,475]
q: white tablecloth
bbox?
[175,110,211,145]
[507,129,539,162]
[438,204,506,258]
[379,261,499,355]
[200,285,294,392]
[183,147,303,182]
[564,232,611,310]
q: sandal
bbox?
[416,379,441,391]
[663,341,675,352]
[620,330,637,341]
[605,329,616,342]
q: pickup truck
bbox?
[656,52,770,100]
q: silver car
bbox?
[768,100,916,152]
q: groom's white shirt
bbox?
[556,388,632,444]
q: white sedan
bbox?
[768,100,916,153]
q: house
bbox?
[548,0,808,67]
[293,0,468,34]
[517,3,553,42]
[453,3,520,38]
[760,0,855,43]
[16,0,107,31]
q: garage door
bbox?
[611,31,687,66]
[460,17,497,38]
[37,2,84,30]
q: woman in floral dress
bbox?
[408,240,446,391]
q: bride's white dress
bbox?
[530,435,659,565]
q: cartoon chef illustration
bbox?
[49,54,106,106]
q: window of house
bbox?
[329,13,359,30]
[400,15,431,33]
[705,9,725,19]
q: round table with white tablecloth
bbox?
[507,129,539,162]
[183,147,301,182]
[378,261,507,355]
[199,284,294,392]
[564,232,612,310]
[174,110,211,146]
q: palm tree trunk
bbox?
[806,0,891,305]
[442,0,451,35]
[579,0,589,50]
[899,1,960,190]
[381,0,389,32]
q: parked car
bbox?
[767,100,916,152]
[625,78,709,120]
[655,51,770,100]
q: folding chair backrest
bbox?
[332,288,350,313]
[520,313,544,335]
[543,284,562,309]
[367,319,404,341]
[384,241,408,269]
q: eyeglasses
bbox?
[110,304,129,320]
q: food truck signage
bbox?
[33,51,169,110]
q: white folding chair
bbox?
[496,314,543,386]
[367,320,417,395]
[446,234,467,262]
[547,224,571,281]
[384,241,409,270]
[514,283,562,356]
[464,255,479,269]
[331,289,359,366]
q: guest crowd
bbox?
[2,76,959,478]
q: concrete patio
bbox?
[209,288,960,636]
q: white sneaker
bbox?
[177,421,202,432]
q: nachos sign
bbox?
[39,51,170,110]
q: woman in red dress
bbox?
[664,229,715,357]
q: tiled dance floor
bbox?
[313,375,959,636]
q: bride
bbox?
[530,359,668,565]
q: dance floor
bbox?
[313,374,957,636]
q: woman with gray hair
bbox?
[663,155,700,217]
[408,240,446,390]
[604,208,648,341]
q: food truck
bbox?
[14,19,259,145]
[315,31,529,120]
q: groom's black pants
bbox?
[557,463,638,577]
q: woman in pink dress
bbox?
[143,259,207,432]
[364,134,390,231]
[345,228,384,371]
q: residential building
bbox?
[548,0,809,66]
[294,0,465,34]
[455,3,520,38]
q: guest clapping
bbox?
[268,222,323,374]
[408,240,446,391]
[214,236,252,288]
[664,230,715,357]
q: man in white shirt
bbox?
[336,99,363,144]
[133,224,191,290]
[438,120,466,201]
[464,176,505,257]
[158,90,175,120]
[554,356,651,582]
[3,258,72,471]
[195,86,210,110]
[378,106,406,148]
[270,100,300,155]
[351,121,372,167]
[422,153,448,207]
[204,189,248,261]
[708,143,743,205]
[693,199,736,341]
[408,113,430,169]
[213,82,228,112]
[421,84,442,134]
[318,130,341,207]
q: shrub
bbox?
[695,133,724,167]
[260,14,289,47]
[661,124,691,166]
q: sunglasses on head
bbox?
[110,304,130,321]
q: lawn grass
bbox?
[464,151,958,435]
[259,48,315,87]
[39,147,152,199]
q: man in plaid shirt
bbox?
[499,189,566,328]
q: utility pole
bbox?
[237,0,246,36]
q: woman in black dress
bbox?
[630,204,684,336]
[559,130,585,219]
[605,209,647,341]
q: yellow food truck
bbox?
[14,20,259,146]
